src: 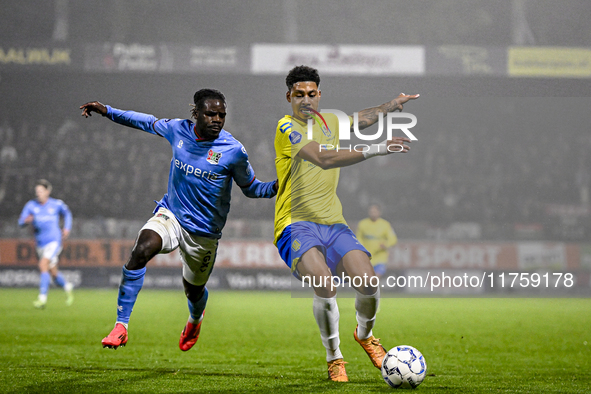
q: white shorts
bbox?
[141,207,219,286]
[37,241,62,268]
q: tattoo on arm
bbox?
[354,99,400,130]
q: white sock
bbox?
[64,283,73,292]
[313,294,343,362]
[187,313,204,325]
[115,321,129,330]
[355,288,380,340]
[38,294,47,303]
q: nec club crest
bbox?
[207,149,222,165]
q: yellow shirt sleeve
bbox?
[385,222,398,248]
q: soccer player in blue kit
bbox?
[80,89,277,350]
[18,179,74,309]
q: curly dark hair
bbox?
[285,65,320,90]
[191,89,226,119]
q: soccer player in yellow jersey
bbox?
[356,204,398,277]
[274,65,419,382]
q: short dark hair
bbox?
[191,89,226,118]
[35,179,52,192]
[285,65,320,90]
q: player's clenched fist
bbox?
[80,101,108,117]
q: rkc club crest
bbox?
[206,149,222,165]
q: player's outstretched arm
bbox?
[297,137,411,170]
[353,93,419,131]
[80,101,159,133]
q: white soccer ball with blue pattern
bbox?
[381,345,427,389]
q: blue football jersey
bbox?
[106,106,275,238]
[18,197,72,247]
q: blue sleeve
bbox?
[232,144,277,199]
[231,144,256,187]
[240,178,278,199]
[18,202,32,227]
[106,105,159,133]
[106,106,182,144]
[58,200,73,231]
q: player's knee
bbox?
[357,280,379,296]
[127,238,160,269]
[304,275,337,298]
[314,286,337,298]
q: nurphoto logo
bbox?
[306,108,417,153]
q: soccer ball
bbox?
[381,345,427,389]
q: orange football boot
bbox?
[354,325,387,369]
[327,359,349,382]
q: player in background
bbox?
[356,204,398,278]
[18,179,74,309]
[80,89,277,351]
[274,65,418,381]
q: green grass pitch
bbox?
[0,289,589,393]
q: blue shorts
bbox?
[373,263,387,276]
[277,221,370,279]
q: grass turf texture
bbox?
[0,289,589,393]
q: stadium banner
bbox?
[84,43,172,72]
[391,241,581,271]
[426,46,506,75]
[83,43,248,73]
[0,266,292,290]
[171,45,249,73]
[1,265,588,295]
[581,244,591,271]
[1,237,588,294]
[508,46,591,78]
[0,44,81,70]
[0,239,584,270]
[251,44,425,75]
[0,239,284,269]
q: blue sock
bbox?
[188,287,208,322]
[116,266,146,324]
[39,272,51,296]
[53,273,66,288]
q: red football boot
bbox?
[179,318,203,351]
[102,323,128,349]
